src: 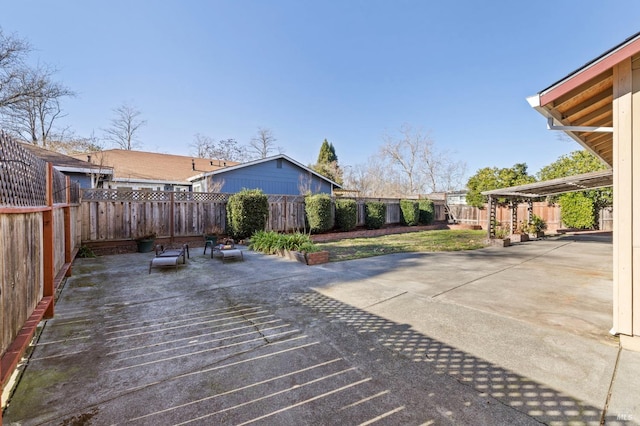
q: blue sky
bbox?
[3,1,640,182]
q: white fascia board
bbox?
[112,177,190,185]
[526,94,540,108]
[188,154,343,188]
[528,100,611,166]
[54,166,114,175]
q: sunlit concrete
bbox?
[3,233,638,425]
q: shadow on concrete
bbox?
[291,290,605,425]
[2,235,626,425]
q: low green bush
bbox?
[226,188,269,240]
[400,200,419,226]
[249,231,320,254]
[418,199,435,225]
[305,194,333,233]
[335,198,357,231]
[365,201,386,229]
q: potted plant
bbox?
[491,221,511,247]
[135,233,157,253]
[525,215,547,238]
[510,221,530,243]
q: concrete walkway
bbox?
[3,233,639,425]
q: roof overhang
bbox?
[112,177,190,186]
[481,169,613,199]
[527,31,640,167]
[54,166,113,175]
[188,154,343,188]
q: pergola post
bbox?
[527,199,533,224]
[487,196,496,239]
[510,201,518,235]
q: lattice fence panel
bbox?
[0,132,47,207]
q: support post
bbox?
[170,191,175,244]
[43,163,55,318]
[487,196,496,239]
[64,177,72,277]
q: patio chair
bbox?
[210,238,243,262]
[149,243,189,273]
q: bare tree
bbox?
[298,171,320,195]
[48,130,104,155]
[249,127,280,159]
[0,29,47,109]
[191,133,215,158]
[190,133,248,162]
[379,124,466,195]
[1,64,74,147]
[103,102,146,150]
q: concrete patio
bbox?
[3,232,639,425]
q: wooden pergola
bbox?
[481,169,613,239]
[526,31,640,350]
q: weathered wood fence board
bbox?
[1,132,82,387]
[1,213,43,356]
[81,191,443,241]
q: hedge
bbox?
[305,194,333,233]
[365,201,386,229]
[418,199,435,225]
[335,198,357,231]
[400,200,419,226]
[226,188,269,239]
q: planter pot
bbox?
[305,250,330,265]
[279,249,330,265]
[529,231,545,239]
[136,239,155,253]
[489,237,510,247]
[510,233,529,243]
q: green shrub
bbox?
[400,200,419,226]
[335,198,357,231]
[305,194,333,233]
[529,214,547,232]
[226,188,269,240]
[418,199,435,225]
[365,201,386,229]
[559,192,595,229]
[249,231,319,253]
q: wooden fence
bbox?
[0,132,81,390]
[82,189,616,247]
[449,202,613,232]
[80,190,429,244]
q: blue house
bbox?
[188,154,341,195]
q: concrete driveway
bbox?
[3,232,639,425]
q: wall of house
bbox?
[66,173,93,189]
[211,159,333,195]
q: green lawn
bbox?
[317,229,487,262]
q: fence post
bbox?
[43,163,55,318]
[170,191,175,244]
[64,176,72,277]
[284,196,288,233]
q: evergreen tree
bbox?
[312,139,342,185]
[317,139,337,163]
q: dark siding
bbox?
[66,173,93,189]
